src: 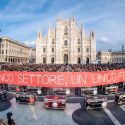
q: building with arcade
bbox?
[36,16,96,64]
[97,45,125,64]
[0,37,36,64]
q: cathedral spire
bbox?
[90,30,95,40]
[48,22,51,30]
[80,23,83,30]
[70,15,76,24]
[57,16,61,22]
[73,16,75,22]
[48,22,52,35]
[36,30,43,43]
[122,44,124,52]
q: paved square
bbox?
[0,99,78,125]
[1,96,125,125]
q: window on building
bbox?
[0,38,2,43]
[86,48,89,53]
[122,58,124,63]
[5,57,7,62]
[51,57,54,64]
[52,48,54,53]
[78,48,80,53]
[43,57,46,64]
[64,40,68,46]
[43,48,46,53]
[11,58,13,63]
[52,38,54,44]
[77,39,80,44]
[78,57,81,64]
[86,57,89,64]
[64,26,68,35]
[2,44,4,48]
[2,50,4,54]
[64,54,68,64]
[117,58,118,63]
[20,48,22,53]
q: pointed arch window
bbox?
[43,48,46,53]
[64,54,68,64]
[86,48,89,53]
[78,47,80,53]
[77,38,80,44]
[78,57,81,64]
[64,26,68,35]
[52,38,54,44]
[86,57,89,64]
[51,57,54,64]
[52,48,54,53]
[43,57,46,64]
[64,40,68,46]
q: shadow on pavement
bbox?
[0,93,13,112]
[0,101,11,112]
[72,108,114,125]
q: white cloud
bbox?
[24,40,35,47]
[0,0,46,14]
[84,15,108,23]
[98,37,111,43]
[0,0,125,51]
[0,0,47,22]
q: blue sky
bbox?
[0,0,125,51]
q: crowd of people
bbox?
[0,63,125,72]
[0,119,6,125]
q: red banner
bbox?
[0,70,125,87]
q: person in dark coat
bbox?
[7,112,15,125]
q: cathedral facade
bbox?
[36,17,96,64]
